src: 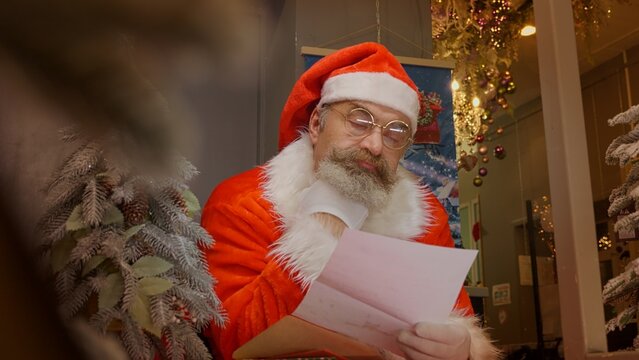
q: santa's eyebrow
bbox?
[347,101,373,113]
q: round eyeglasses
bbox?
[327,106,413,150]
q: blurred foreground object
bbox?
[0,0,243,358]
[0,0,238,165]
[0,188,88,359]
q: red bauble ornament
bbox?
[472,222,481,242]
[494,145,506,159]
[479,167,488,177]
[475,134,485,143]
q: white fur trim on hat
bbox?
[318,72,420,132]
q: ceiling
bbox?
[508,0,639,109]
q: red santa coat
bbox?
[201,135,498,359]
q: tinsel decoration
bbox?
[603,104,639,348]
[37,129,225,360]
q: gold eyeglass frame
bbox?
[325,105,413,150]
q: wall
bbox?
[459,101,550,345]
[582,55,631,202]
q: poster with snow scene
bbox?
[401,62,460,247]
[304,50,460,247]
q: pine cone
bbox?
[121,190,149,226]
[97,173,120,196]
[164,187,187,214]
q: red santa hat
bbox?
[278,42,421,150]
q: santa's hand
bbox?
[397,321,471,360]
[298,179,368,230]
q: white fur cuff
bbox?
[449,312,502,360]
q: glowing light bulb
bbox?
[451,80,460,91]
[472,97,480,107]
[520,25,536,36]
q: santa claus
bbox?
[201,42,500,360]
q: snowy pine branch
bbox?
[121,313,152,360]
[606,304,637,333]
[606,124,639,166]
[603,259,639,306]
[609,104,639,127]
[46,142,101,193]
[604,106,639,340]
[82,178,107,227]
[89,307,122,334]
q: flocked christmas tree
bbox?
[603,104,639,349]
[38,127,224,359]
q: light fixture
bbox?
[472,97,480,107]
[451,79,460,91]
[520,25,536,36]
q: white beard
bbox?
[317,155,395,210]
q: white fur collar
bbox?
[263,135,431,286]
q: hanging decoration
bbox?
[598,235,612,250]
[494,145,506,159]
[472,222,482,241]
[432,0,530,151]
[572,0,630,44]
[432,0,628,182]
[532,195,555,256]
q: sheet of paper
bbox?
[294,228,478,353]
[293,281,408,354]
